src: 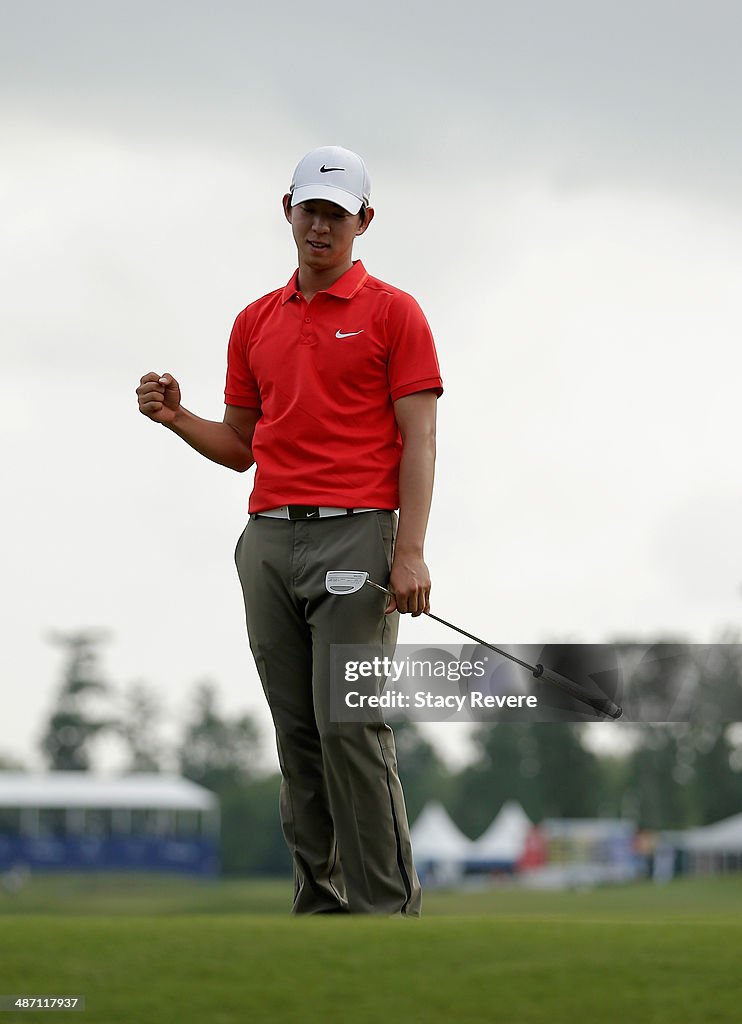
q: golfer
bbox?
[136,146,443,916]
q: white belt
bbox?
[255,506,382,519]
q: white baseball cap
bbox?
[289,146,371,215]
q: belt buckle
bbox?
[288,505,320,520]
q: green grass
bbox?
[0,873,291,917]
[3,871,742,920]
[1,875,741,1022]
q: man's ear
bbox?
[282,194,293,223]
[357,206,374,236]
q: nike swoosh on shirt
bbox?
[335,330,365,339]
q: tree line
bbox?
[3,631,742,876]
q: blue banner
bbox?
[0,835,219,875]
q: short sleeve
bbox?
[385,291,444,403]
[224,311,261,408]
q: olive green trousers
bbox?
[234,510,422,916]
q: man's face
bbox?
[283,196,373,271]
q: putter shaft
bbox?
[364,580,622,720]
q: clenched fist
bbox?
[136,372,181,426]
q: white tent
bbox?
[0,772,217,812]
[469,800,532,865]
[0,771,219,841]
[682,812,742,854]
[410,801,473,881]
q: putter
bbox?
[325,571,623,720]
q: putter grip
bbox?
[536,666,623,720]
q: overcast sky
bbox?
[2,0,741,774]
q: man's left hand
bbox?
[386,555,431,617]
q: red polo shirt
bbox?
[224,260,443,513]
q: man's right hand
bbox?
[137,372,181,426]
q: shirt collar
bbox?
[280,260,368,304]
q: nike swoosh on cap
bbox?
[320,165,345,173]
[336,330,364,339]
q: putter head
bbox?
[325,570,370,595]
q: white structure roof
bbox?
[682,812,742,853]
[0,772,217,812]
[410,801,473,862]
[469,800,532,862]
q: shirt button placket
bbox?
[301,314,313,345]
